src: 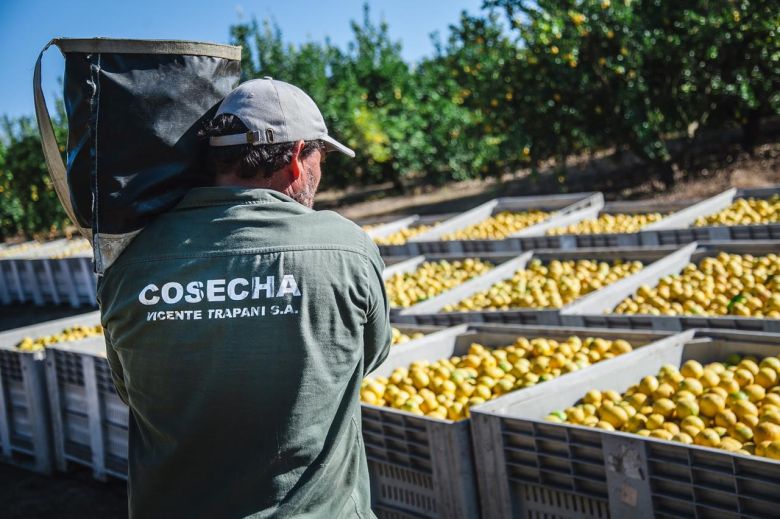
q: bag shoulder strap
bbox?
[33,39,92,243]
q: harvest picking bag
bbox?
[34,38,242,273]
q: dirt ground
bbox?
[0,464,127,519]
[0,142,778,517]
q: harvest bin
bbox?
[45,337,129,480]
[562,241,780,333]
[634,186,780,246]
[392,245,685,327]
[383,252,528,317]
[0,312,100,474]
[361,324,683,518]
[402,192,605,256]
[392,186,778,255]
[0,239,96,308]
[470,329,780,519]
[365,214,451,258]
[41,324,457,481]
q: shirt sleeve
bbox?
[102,325,130,406]
[363,241,391,375]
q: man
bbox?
[97,77,392,518]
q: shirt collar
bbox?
[174,187,302,210]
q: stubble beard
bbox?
[290,165,320,208]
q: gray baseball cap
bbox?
[209,77,355,158]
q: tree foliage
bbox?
[1,1,778,237]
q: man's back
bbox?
[98,187,391,518]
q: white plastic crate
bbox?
[40,323,454,483]
[393,245,685,327]
[371,214,452,257]
[470,329,780,519]
[366,215,422,240]
[0,313,100,474]
[390,187,779,255]
[363,324,681,518]
[403,193,605,255]
[562,241,780,333]
[45,337,129,480]
[636,186,780,246]
[0,237,96,308]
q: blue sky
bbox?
[0,0,485,119]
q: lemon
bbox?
[731,423,754,443]
[715,409,738,428]
[754,422,780,444]
[765,441,780,460]
[744,384,766,403]
[733,400,759,421]
[755,368,778,389]
[681,360,704,379]
[676,399,699,419]
[700,393,726,418]
[646,414,665,430]
[679,378,704,396]
[720,438,743,452]
[681,415,706,431]
[639,376,659,395]
[694,429,721,447]
[626,414,648,432]
[652,383,676,400]
[596,421,615,431]
[700,369,720,388]
[735,369,755,387]
[672,432,694,444]
[650,429,674,440]
[653,398,676,418]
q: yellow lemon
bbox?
[681,360,704,379]
[694,429,721,447]
[653,398,676,418]
[672,432,694,444]
[754,422,780,444]
[676,399,699,419]
[719,437,743,452]
[699,393,726,418]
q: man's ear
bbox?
[289,140,305,180]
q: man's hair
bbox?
[199,114,324,179]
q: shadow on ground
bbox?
[0,463,126,519]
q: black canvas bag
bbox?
[34,38,241,272]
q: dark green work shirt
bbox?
[97,188,391,519]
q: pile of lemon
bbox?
[50,238,92,259]
[546,213,665,236]
[693,196,780,227]
[16,324,104,352]
[547,355,780,459]
[441,211,550,241]
[361,335,635,421]
[0,241,44,259]
[392,327,425,345]
[374,225,437,246]
[613,252,779,318]
[386,258,494,308]
[444,258,644,312]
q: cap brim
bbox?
[321,135,355,158]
